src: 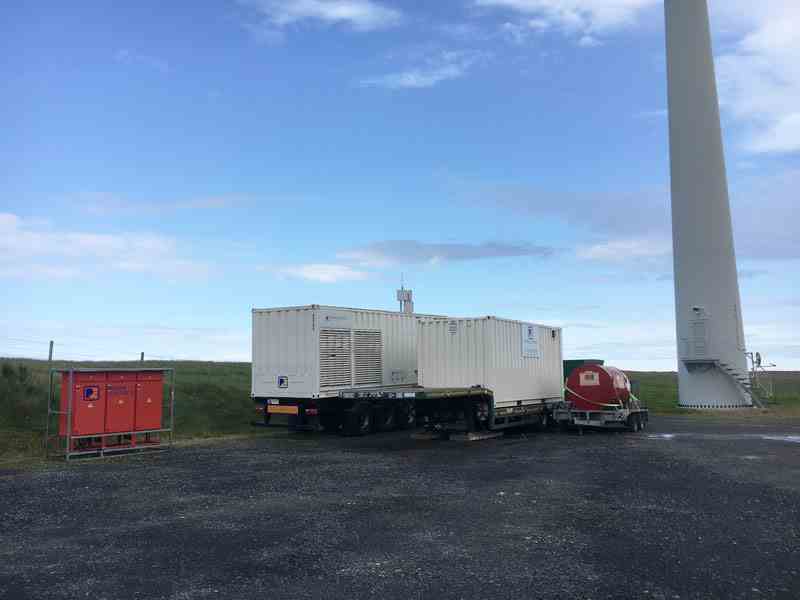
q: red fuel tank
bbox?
[105,372,136,433]
[59,372,107,436]
[566,365,631,411]
[135,371,163,431]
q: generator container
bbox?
[566,364,632,411]
[105,372,136,433]
[252,305,441,402]
[59,372,107,436]
[135,371,163,431]
[417,317,563,409]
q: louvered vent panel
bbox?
[354,330,382,386]
[320,329,352,389]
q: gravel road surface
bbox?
[1,416,799,599]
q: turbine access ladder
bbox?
[717,354,774,409]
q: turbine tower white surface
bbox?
[665,0,751,408]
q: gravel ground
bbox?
[1,416,799,600]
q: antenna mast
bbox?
[396,275,414,314]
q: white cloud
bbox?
[713,1,800,154]
[239,0,402,33]
[746,114,800,154]
[338,240,555,267]
[0,213,207,280]
[466,167,799,263]
[438,23,493,42]
[476,0,658,41]
[278,263,369,283]
[274,240,553,283]
[577,34,601,47]
[577,237,671,262]
[75,192,239,217]
[361,50,487,89]
[474,2,800,154]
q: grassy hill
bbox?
[1,357,798,461]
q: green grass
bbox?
[0,358,255,463]
[2,357,799,462]
[627,371,688,414]
[629,370,800,417]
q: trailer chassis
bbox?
[339,387,561,435]
[551,403,649,432]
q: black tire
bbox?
[378,402,396,432]
[263,410,271,426]
[343,401,372,436]
[396,400,416,430]
[539,411,549,430]
[319,413,340,433]
[627,414,640,433]
[464,400,478,432]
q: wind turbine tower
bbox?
[665,0,752,408]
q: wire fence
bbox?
[0,335,199,362]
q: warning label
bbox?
[580,371,600,387]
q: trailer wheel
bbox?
[263,411,271,426]
[320,413,340,433]
[344,402,372,436]
[396,400,416,430]
[539,411,549,430]
[627,414,640,433]
[378,402,396,432]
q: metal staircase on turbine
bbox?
[717,356,775,409]
[717,361,759,408]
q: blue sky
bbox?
[2,0,798,369]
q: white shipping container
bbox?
[252,305,429,400]
[417,316,563,408]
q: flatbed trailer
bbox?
[339,386,562,435]
[256,385,649,437]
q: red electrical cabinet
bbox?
[135,371,163,431]
[59,372,107,436]
[105,372,136,433]
[49,368,173,460]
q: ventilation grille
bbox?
[354,330,382,386]
[319,329,352,389]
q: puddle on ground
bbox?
[761,435,800,444]
[648,433,800,444]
